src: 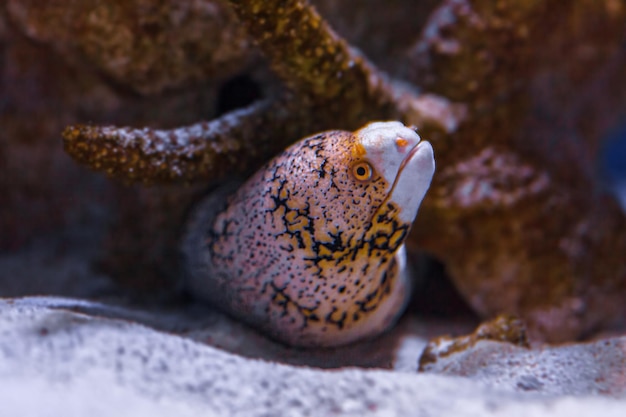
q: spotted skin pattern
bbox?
[184,122,434,347]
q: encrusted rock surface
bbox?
[419,315,626,397]
[5,0,252,95]
[420,337,626,397]
[407,0,626,341]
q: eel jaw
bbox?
[355,121,435,224]
[388,140,435,223]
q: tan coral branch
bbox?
[226,0,385,101]
[62,99,295,183]
[226,0,462,131]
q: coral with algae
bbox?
[5,0,252,95]
[62,0,460,184]
[408,0,626,341]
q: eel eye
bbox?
[352,161,373,181]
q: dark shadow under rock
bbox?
[28,296,475,370]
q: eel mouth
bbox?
[390,141,434,193]
[381,140,435,223]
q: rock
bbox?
[1,297,626,417]
[5,0,252,95]
[419,315,530,369]
[419,318,626,397]
[408,0,626,342]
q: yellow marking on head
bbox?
[299,232,314,252]
[318,245,333,257]
[279,186,289,200]
[272,205,286,219]
[373,236,387,247]
[274,292,288,304]
[328,308,346,323]
[388,228,406,249]
[352,143,367,158]
[301,307,319,320]
[287,215,309,233]
[285,210,298,223]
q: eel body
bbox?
[183,121,435,347]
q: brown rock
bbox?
[419,322,626,397]
[408,0,626,342]
[6,0,252,95]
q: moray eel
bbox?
[182,121,435,347]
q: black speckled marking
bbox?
[185,130,414,347]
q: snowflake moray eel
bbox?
[182,121,435,347]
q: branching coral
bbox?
[408,0,626,341]
[59,0,626,342]
[62,0,462,183]
[64,100,281,183]
[5,0,252,95]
